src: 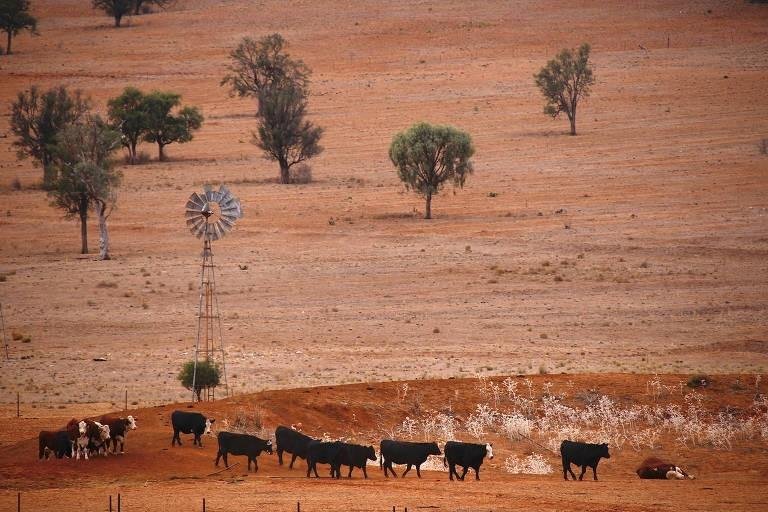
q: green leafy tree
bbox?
[92,0,132,27]
[389,122,475,220]
[49,115,122,259]
[178,360,221,402]
[142,91,203,161]
[221,33,310,113]
[10,85,90,187]
[534,43,595,136]
[0,0,38,55]
[254,84,323,184]
[107,86,148,164]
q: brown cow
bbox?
[636,457,694,480]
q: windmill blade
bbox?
[185,209,205,219]
[218,216,235,230]
[186,193,205,211]
[215,219,231,235]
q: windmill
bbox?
[185,184,242,402]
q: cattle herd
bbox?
[37,410,695,482]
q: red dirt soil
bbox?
[0,0,767,510]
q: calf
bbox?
[379,439,442,478]
[215,431,273,471]
[75,421,110,460]
[444,441,494,481]
[338,442,377,478]
[100,415,137,454]
[171,410,215,448]
[38,431,72,460]
[306,440,346,478]
[275,425,315,468]
[560,440,610,481]
[636,457,695,480]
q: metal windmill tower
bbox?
[185,184,242,402]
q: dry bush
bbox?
[290,164,313,184]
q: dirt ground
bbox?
[0,0,767,509]
[1,375,768,511]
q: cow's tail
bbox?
[443,456,447,468]
[379,453,383,469]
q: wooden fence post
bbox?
[117,493,121,512]
[17,392,20,418]
[109,495,112,512]
[124,390,128,412]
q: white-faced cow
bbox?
[73,420,110,460]
[275,425,316,468]
[100,415,137,454]
[171,410,214,448]
[338,442,377,478]
[443,441,494,481]
[560,440,610,481]
[38,431,72,460]
[636,457,695,480]
[379,439,442,478]
[306,440,346,478]
[215,431,273,471]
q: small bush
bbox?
[11,177,22,191]
[760,139,768,155]
[12,331,23,341]
[687,374,711,388]
[96,281,118,288]
[290,164,313,184]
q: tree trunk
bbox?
[279,160,290,184]
[115,14,122,28]
[96,200,111,260]
[569,110,577,135]
[129,141,137,164]
[79,194,89,254]
[158,142,165,161]
[134,1,142,15]
[424,192,432,220]
[5,30,11,55]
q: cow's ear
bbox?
[210,419,216,424]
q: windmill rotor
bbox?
[185,185,242,241]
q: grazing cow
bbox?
[636,457,695,480]
[275,425,315,468]
[38,431,72,460]
[171,411,215,447]
[306,440,346,478]
[215,432,273,471]
[100,415,137,454]
[379,439,441,478]
[560,440,610,481]
[443,441,494,481]
[338,442,377,478]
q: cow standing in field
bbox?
[275,425,315,469]
[100,415,137,454]
[72,420,110,460]
[443,441,494,481]
[338,442,377,478]
[215,432,273,471]
[379,439,442,478]
[636,457,695,480]
[560,440,610,481]
[306,440,346,478]
[171,411,215,448]
[38,431,72,459]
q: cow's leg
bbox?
[306,460,312,478]
[474,465,480,481]
[289,453,298,469]
[578,465,587,481]
[459,465,469,481]
[172,429,181,446]
[416,463,423,478]
[253,457,259,472]
[277,448,284,465]
[362,465,368,479]
[402,463,412,477]
[215,449,222,467]
[591,464,598,481]
[448,463,456,481]
[347,465,353,478]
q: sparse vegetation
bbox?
[389,122,475,219]
[178,359,221,402]
[0,0,38,55]
[92,0,132,27]
[141,91,203,161]
[534,43,594,135]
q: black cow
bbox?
[38,431,72,459]
[443,441,494,481]
[275,425,315,468]
[560,440,610,481]
[338,442,377,478]
[215,431,273,471]
[306,440,346,478]
[379,439,441,478]
[171,410,215,448]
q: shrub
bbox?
[178,359,221,402]
[290,163,313,184]
[687,374,711,389]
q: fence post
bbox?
[124,390,128,412]
[203,497,206,512]
[117,493,121,512]
[297,502,300,512]
[17,492,20,512]
[109,495,112,512]
[17,392,20,418]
